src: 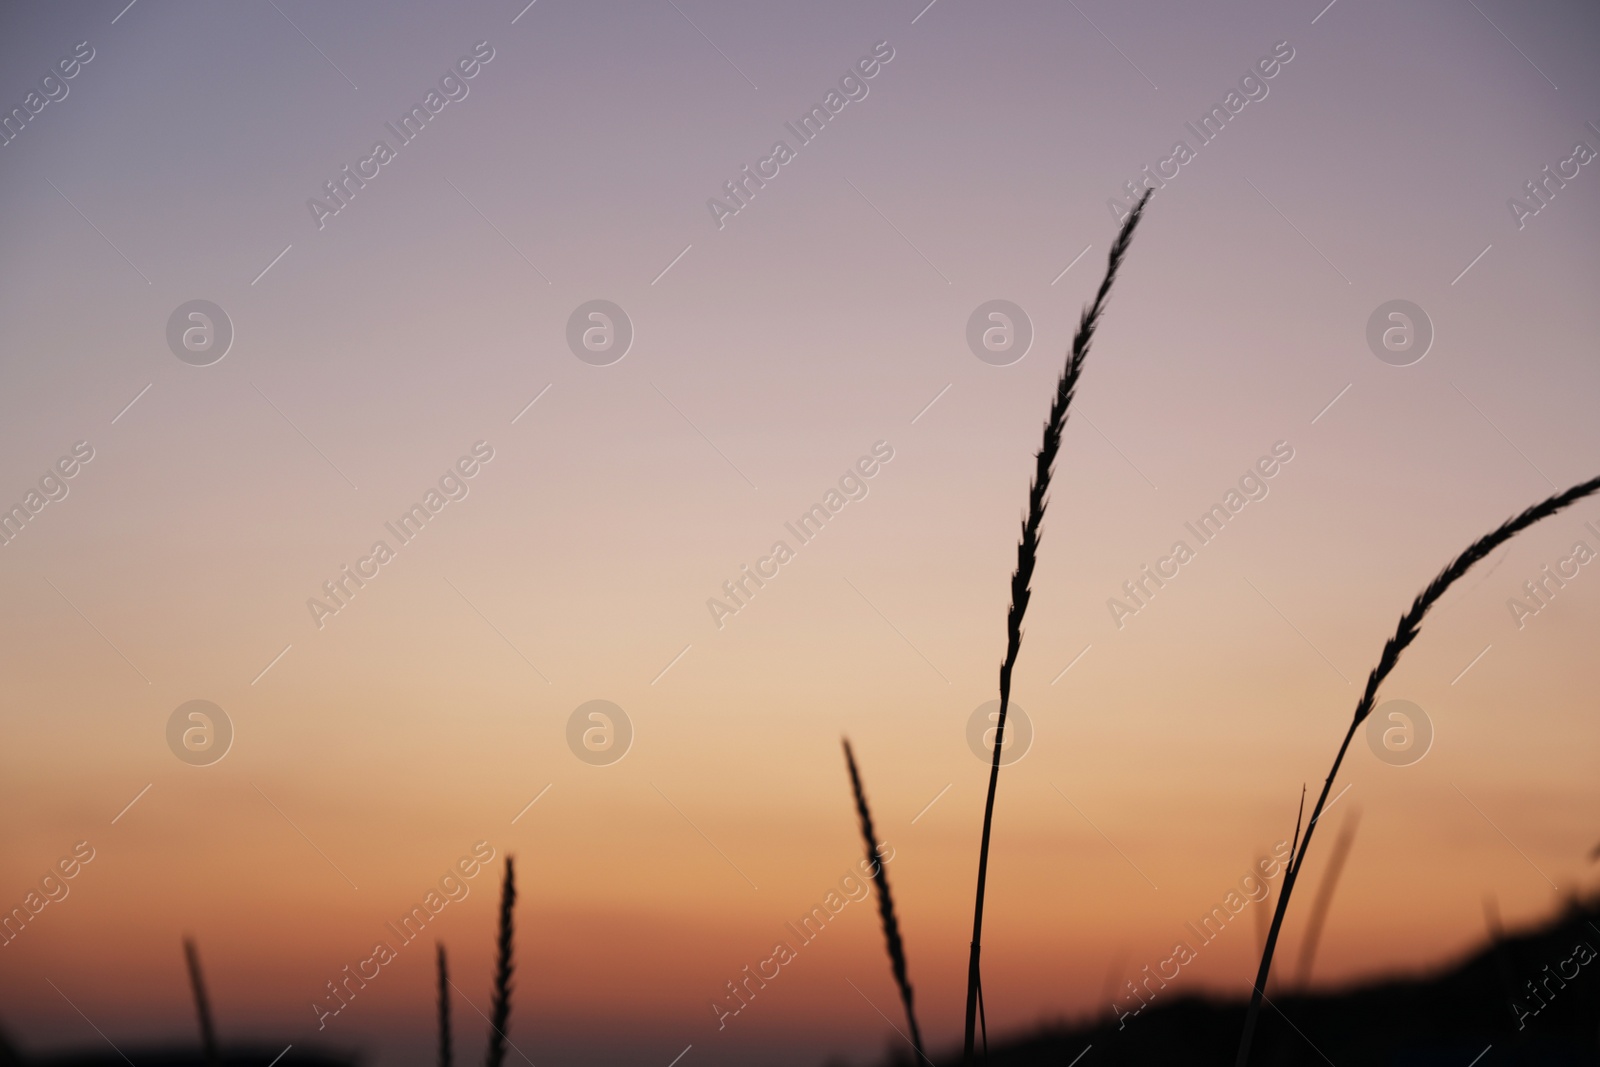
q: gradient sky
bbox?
[2,1,1598,1065]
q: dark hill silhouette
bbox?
[901,895,1599,1066]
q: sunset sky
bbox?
[2,1,1598,1064]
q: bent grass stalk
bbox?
[485,856,517,1067]
[842,738,924,1060]
[963,189,1154,1062]
[1235,472,1600,1065]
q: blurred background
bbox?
[0,0,1597,1064]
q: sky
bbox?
[1,0,1598,1064]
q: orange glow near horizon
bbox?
[3,2,1599,1065]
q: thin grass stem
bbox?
[963,189,1154,1062]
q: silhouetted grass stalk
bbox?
[1235,472,1600,1065]
[963,188,1154,1062]
[485,856,517,1067]
[183,937,219,1067]
[437,943,452,1067]
[842,738,924,1059]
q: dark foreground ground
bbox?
[901,896,1600,1067]
[0,1048,356,1067]
[6,899,1596,1067]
